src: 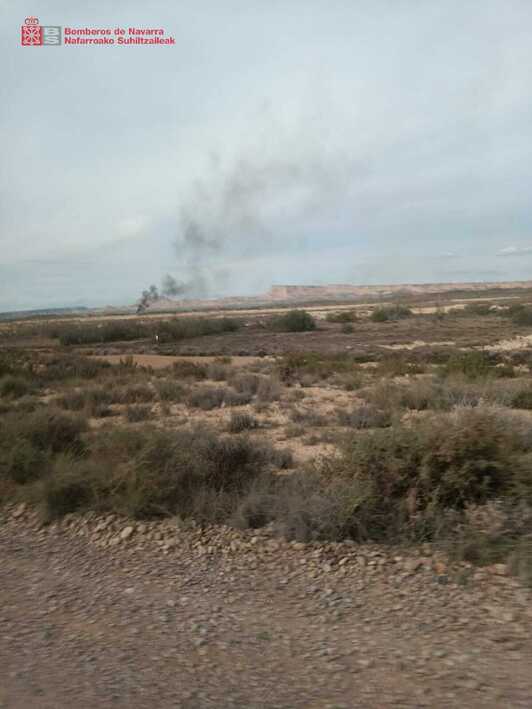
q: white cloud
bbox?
[496,246,532,257]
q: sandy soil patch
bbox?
[380,340,456,351]
[484,335,532,352]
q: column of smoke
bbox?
[136,284,159,314]
[138,149,367,310]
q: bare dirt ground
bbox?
[2,507,532,709]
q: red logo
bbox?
[21,17,42,45]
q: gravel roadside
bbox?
[1,505,531,708]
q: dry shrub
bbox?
[42,426,292,521]
[172,360,207,380]
[511,389,532,410]
[0,409,87,486]
[223,389,253,407]
[284,424,305,439]
[314,408,532,541]
[114,384,155,404]
[186,386,251,410]
[376,354,424,377]
[228,412,259,433]
[290,408,328,427]
[39,355,111,382]
[125,405,153,422]
[0,375,33,399]
[336,405,391,429]
[56,316,239,346]
[230,372,260,396]
[256,376,281,402]
[156,380,185,402]
[187,386,226,410]
[207,362,232,381]
[58,386,114,417]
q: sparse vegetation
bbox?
[3,296,532,581]
[441,351,505,380]
[55,317,239,346]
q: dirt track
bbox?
[1,509,531,708]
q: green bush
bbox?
[511,389,532,410]
[109,428,292,519]
[0,375,32,399]
[56,317,239,346]
[34,425,293,521]
[42,456,96,518]
[0,409,86,487]
[277,352,357,383]
[2,441,50,484]
[506,305,532,326]
[370,305,412,322]
[326,310,357,323]
[313,408,532,541]
[462,303,494,316]
[157,317,239,343]
[442,351,495,379]
[1,409,87,455]
[270,310,316,332]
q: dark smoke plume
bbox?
[136,284,159,314]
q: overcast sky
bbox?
[1,0,532,311]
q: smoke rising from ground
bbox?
[136,284,159,313]
[163,149,369,299]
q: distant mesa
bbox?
[138,280,532,312]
